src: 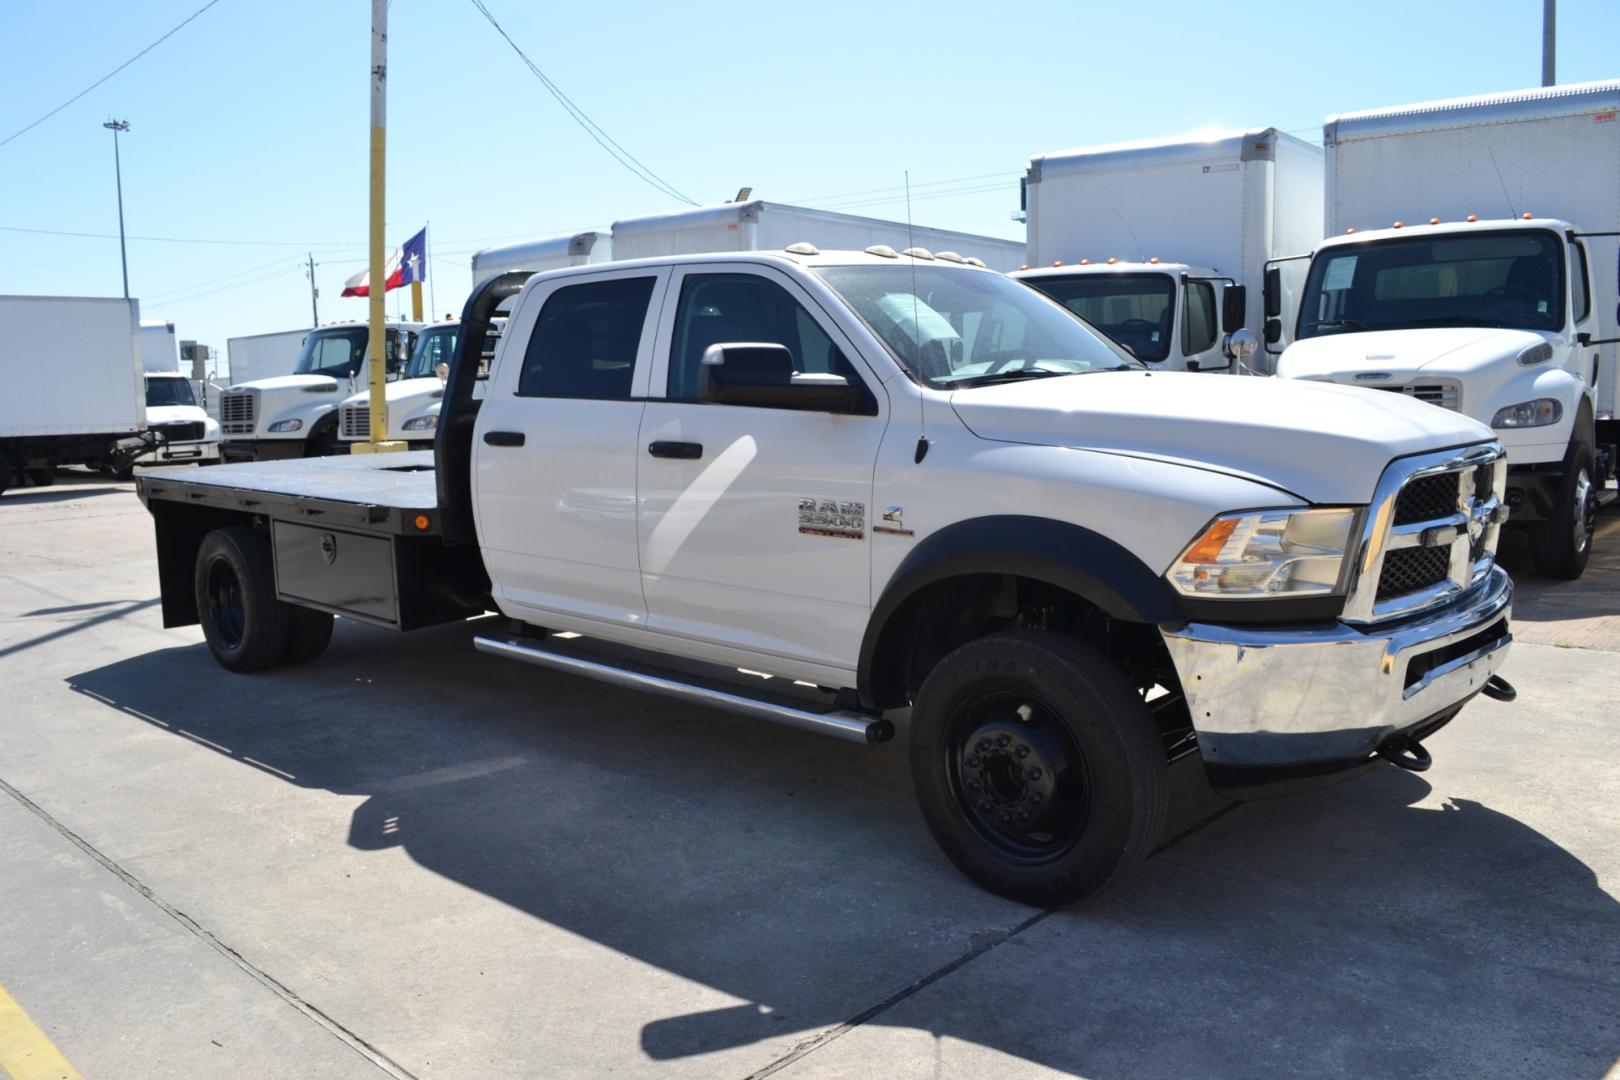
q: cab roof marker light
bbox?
[1523,212,1534,220]
[1106,257,1118,265]
[935,250,965,264]
[901,247,935,260]
[865,244,899,259]
[1393,221,1404,228]
[964,257,986,267]
[1466,214,1478,222]
[1430,217,1441,225]
[1018,263,1030,270]
[1149,256,1160,264]
[784,241,820,255]
[1079,258,1090,265]
[1052,260,1064,267]
[1346,227,1357,234]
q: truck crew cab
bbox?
[218,322,419,462]
[139,248,1516,904]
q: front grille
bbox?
[1393,473,1460,526]
[220,392,256,435]
[155,421,205,442]
[1473,463,1495,502]
[1377,545,1452,601]
[340,404,369,439]
[1376,383,1460,411]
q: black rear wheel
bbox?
[281,604,335,665]
[910,630,1167,906]
[194,526,290,672]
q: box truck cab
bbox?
[1016,128,1323,373]
[1015,262,1253,371]
[337,320,461,448]
[1272,81,1620,579]
[124,372,220,475]
[218,322,419,462]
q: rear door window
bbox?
[517,277,657,399]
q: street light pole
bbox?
[103,119,130,299]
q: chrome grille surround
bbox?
[1341,442,1507,624]
[339,402,370,440]
[220,390,258,435]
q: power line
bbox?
[0,223,367,248]
[465,0,696,206]
[141,254,305,303]
[788,170,1017,206]
[0,0,228,149]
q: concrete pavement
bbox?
[1,471,1617,1079]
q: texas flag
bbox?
[341,226,428,297]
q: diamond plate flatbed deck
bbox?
[137,451,442,535]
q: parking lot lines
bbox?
[0,980,83,1080]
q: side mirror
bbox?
[1263,267,1282,319]
[1226,328,1261,373]
[436,362,450,385]
[699,343,861,413]
[1220,284,1247,334]
[1264,318,1283,345]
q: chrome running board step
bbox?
[474,635,893,745]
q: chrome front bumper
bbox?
[1162,565,1512,768]
[139,441,220,466]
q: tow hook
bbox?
[1376,734,1433,773]
[1481,675,1517,703]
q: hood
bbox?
[229,374,343,393]
[339,377,442,408]
[1276,327,1547,381]
[146,404,207,424]
[949,370,1492,504]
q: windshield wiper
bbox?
[1399,315,1493,327]
[1304,319,1367,332]
[939,368,1081,389]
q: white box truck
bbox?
[1272,80,1620,579]
[0,295,150,494]
[610,200,1027,271]
[471,231,610,288]
[139,319,180,372]
[226,328,311,387]
[1015,128,1323,372]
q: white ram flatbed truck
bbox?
[137,249,1517,904]
[1272,80,1620,579]
[218,322,421,462]
[471,231,611,288]
[611,200,1027,271]
[225,328,309,386]
[1015,128,1324,372]
[1,294,153,495]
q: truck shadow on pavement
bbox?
[69,622,1620,1078]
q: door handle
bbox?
[648,440,702,459]
[483,430,525,447]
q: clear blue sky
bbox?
[2,0,1615,370]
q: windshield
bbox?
[405,325,458,379]
[144,377,195,407]
[1297,229,1565,339]
[1019,272,1176,363]
[814,265,1137,389]
[293,328,369,378]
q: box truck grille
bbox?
[340,403,369,439]
[220,392,256,435]
[1376,382,1460,411]
[155,421,205,443]
[1377,546,1453,601]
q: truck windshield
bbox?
[1019,273,1176,363]
[293,328,370,378]
[815,265,1137,389]
[1297,229,1565,339]
[145,377,196,407]
[405,326,458,379]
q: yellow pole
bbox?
[358,0,403,454]
[411,280,423,322]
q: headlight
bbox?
[1169,508,1356,599]
[401,416,437,431]
[1490,398,1562,429]
[268,419,304,433]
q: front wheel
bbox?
[909,631,1167,906]
[1530,440,1595,580]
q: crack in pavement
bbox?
[0,774,419,1080]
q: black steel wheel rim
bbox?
[943,686,1092,864]
[206,557,246,649]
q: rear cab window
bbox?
[517,277,659,400]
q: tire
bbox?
[1530,440,1595,580]
[281,604,335,665]
[110,461,135,482]
[193,527,290,672]
[0,449,10,498]
[304,420,338,458]
[909,630,1168,907]
[26,468,55,487]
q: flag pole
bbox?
[359,0,403,453]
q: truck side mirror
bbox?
[1221,284,1247,334]
[1263,267,1281,319]
[699,343,861,413]
[1264,319,1283,345]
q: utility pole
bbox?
[358,0,403,453]
[1542,0,1556,87]
[306,253,320,327]
[103,119,131,299]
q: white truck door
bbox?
[472,267,669,628]
[636,265,887,674]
